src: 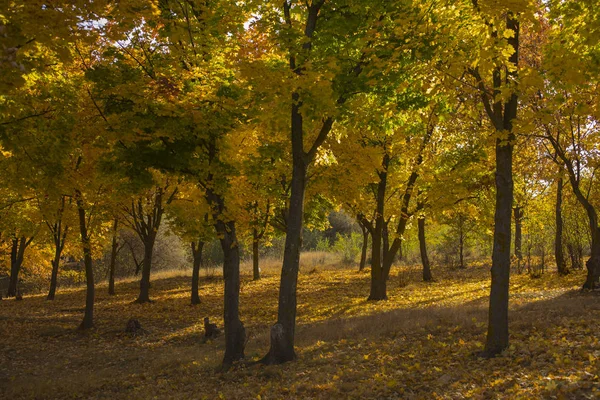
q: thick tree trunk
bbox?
[191,240,203,305]
[262,141,307,364]
[555,177,568,275]
[419,216,433,282]
[584,228,600,289]
[359,225,368,272]
[219,220,246,365]
[485,136,513,356]
[514,207,523,272]
[481,13,519,358]
[136,235,155,303]
[76,193,94,330]
[108,218,118,296]
[253,228,260,281]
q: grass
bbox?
[0,257,599,399]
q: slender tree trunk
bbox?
[108,218,118,295]
[191,240,203,305]
[359,225,368,272]
[76,193,94,330]
[555,177,568,275]
[47,249,62,300]
[253,228,260,281]
[419,216,433,282]
[136,235,155,303]
[459,218,465,269]
[382,220,392,280]
[514,207,523,272]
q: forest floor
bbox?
[1,258,599,399]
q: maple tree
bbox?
[1,1,600,394]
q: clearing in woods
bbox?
[1,262,599,399]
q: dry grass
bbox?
[0,257,598,399]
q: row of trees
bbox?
[1,0,599,366]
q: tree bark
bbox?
[555,177,568,275]
[136,234,155,303]
[7,236,31,297]
[76,191,94,330]
[359,223,369,272]
[108,218,118,295]
[418,216,433,282]
[458,215,465,269]
[514,206,523,272]
[252,228,260,281]
[481,13,519,357]
[205,185,245,366]
[191,239,204,305]
[369,153,389,301]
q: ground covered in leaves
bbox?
[1,260,599,399]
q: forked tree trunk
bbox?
[555,177,568,275]
[108,218,119,296]
[419,216,433,282]
[369,154,389,301]
[252,228,260,281]
[8,236,31,297]
[76,192,94,330]
[514,207,523,272]
[191,239,204,305]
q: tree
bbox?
[466,2,525,357]
[121,181,178,304]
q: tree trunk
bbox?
[76,193,94,330]
[368,154,389,301]
[555,177,568,275]
[359,225,368,272]
[136,234,155,303]
[47,250,61,300]
[419,216,433,282]
[8,238,21,297]
[459,218,465,269]
[219,220,246,366]
[8,236,31,298]
[262,139,307,364]
[584,228,600,289]
[481,13,519,358]
[514,207,523,272]
[191,239,203,305]
[253,228,260,280]
[108,218,118,295]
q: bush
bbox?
[315,236,331,252]
[333,232,362,264]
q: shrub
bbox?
[333,232,362,265]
